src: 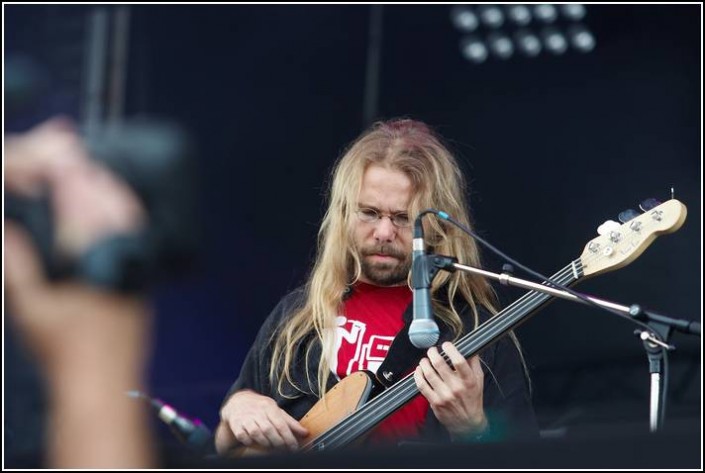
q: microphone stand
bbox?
[424,254,700,433]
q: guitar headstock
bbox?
[580,199,687,277]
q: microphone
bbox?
[409,212,440,349]
[127,390,212,451]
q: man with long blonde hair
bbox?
[215,118,537,454]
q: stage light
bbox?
[506,5,532,26]
[533,4,558,24]
[542,27,568,55]
[449,4,594,64]
[460,35,488,64]
[487,32,514,60]
[478,5,505,29]
[560,4,587,21]
[450,6,479,33]
[568,24,596,52]
[514,29,542,57]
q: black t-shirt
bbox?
[224,286,539,445]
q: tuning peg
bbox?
[501,263,515,275]
[617,209,640,223]
[597,219,621,236]
[639,198,662,212]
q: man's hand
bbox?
[216,389,309,454]
[5,222,151,375]
[4,117,155,468]
[5,117,145,258]
[414,341,488,439]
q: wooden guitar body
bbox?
[235,371,374,456]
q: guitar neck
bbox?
[309,259,584,451]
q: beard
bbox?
[358,244,411,286]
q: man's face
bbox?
[353,165,413,286]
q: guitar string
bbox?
[312,265,577,449]
[308,208,673,449]
[307,263,578,450]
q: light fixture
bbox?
[541,27,568,55]
[487,32,514,60]
[506,5,532,26]
[460,35,489,64]
[478,5,505,29]
[450,6,479,33]
[533,4,558,24]
[560,4,587,21]
[514,29,542,57]
[568,24,596,52]
[450,4,594,64]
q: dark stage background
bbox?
[4,4,702,466]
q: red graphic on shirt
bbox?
[332,282,409,379]
[332,316,394,376]
[332,283,430,443]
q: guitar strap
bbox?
[375,292,470,388]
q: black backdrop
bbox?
[4,4,701,462]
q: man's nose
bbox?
[373,216,397,242]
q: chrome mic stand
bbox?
[427,256,700,433]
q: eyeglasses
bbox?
[355,207,411,228]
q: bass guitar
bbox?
[239,198,687,455]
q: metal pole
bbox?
[362,5,383,129]
[82,7,109,136]
[107,6,131,128]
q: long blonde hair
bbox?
[269,118,499,398]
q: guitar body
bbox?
[235,371,374,456]
[300,371,375,441]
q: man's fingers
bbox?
[256,418,290,450]
[418,356,454,402]
[245,420,274,449]
[285,414,310,438]
[415,365,439,404]
[427,346,455,380]
[32,115,77,134]
[442,342,473,378]
[4,222,46,298]
[270,413,304,451]
[468,355,484,383]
